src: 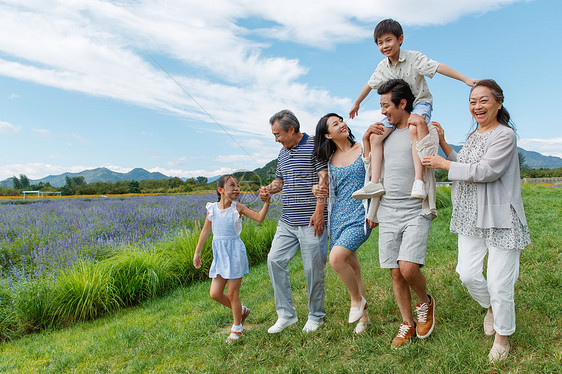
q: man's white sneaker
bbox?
[268,317,298,334]
[411,180,426,199]
[352,182,385,200]
[302,319,324,333]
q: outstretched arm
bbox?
[263,178,284,195]
[350,83,373,119]
[237,200,270,223]
[193,215,212,269]
[436,64,478,87]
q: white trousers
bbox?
[456,234,522,336]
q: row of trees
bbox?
[1,175,213,196]
[1,172,274,196]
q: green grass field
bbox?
[0,185,560,373]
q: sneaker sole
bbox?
[352,190,385,200]
[417,298,435,339]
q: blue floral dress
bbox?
[207,202,249,279]
[329,154,372,251]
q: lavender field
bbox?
[0,193,280,339]
[0,193,280,283]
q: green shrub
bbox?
[240,219,277,266]
[12,279,53,333]
[165,226,213,284]
[51,261,118,325]
[103,249,173,307]
[435,186,452,209]
[0,285,16,341]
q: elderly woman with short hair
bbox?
[423,79,531,363]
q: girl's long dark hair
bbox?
[216,174,236,201]
[471,79,516,132]
[314,113,356,163]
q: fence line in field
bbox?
[521,177,562,185]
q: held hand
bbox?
[367,219,378,229]
[193,252,202,269]
[430,121,446,143]
[422,153,451,170]
[465,78,479,87]
[362,123,385,141]
[349,103,360,119]
[259,186,270,202]
[309,211,325,236]
[312,184,329,198]
[407,113,425,127]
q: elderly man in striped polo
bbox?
[259,109,329,334]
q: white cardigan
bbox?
[447,125,527,229]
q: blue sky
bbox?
[0,0,560,181]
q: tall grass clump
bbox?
[102,249,174,307]
[435,186,452,209]
[51,261,119,325]
[240,219,277,266]
[0,286,16,341]
[165,222,214,284]
[11,279,53,333]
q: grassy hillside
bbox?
[0,185,560,373]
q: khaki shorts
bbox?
[378,211,431,268]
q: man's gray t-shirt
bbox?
[378,127,422,222]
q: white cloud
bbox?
[148,166,238,179]
[519,137,562,158]
[0,121,20,134]
[72,134,87,143]
[0,163,90,180]
[0,0,524,143]
[8,93,19,99]
[32,128,51,137]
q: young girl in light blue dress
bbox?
[193,174,270,342]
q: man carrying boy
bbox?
[259,109,329,334]
[367,79,438,348]
[350,18,477,201]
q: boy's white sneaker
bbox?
[268,317,298,334]
[302,319,324,333]
[411,180,426,199]
[352,182,385,200]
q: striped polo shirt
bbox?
[275,133,328,226]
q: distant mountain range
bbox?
[1,145,561,189]
[0,167,169,188]
[439,146,562,169]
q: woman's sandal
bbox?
[226,330,242,343]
